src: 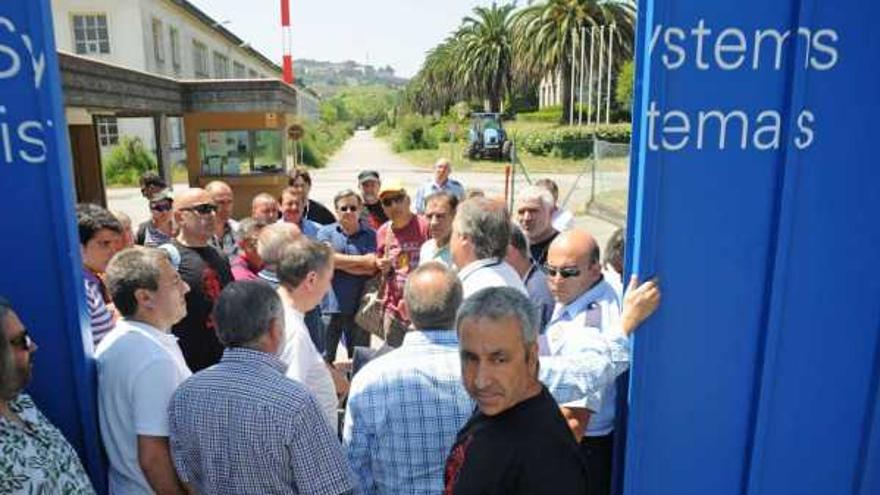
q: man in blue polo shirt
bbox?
[318,189,378,363]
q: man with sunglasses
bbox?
[543,229,658,495]
[375,180,429,347]
[317,190,377,363]
[171,189,233,372]
[136,189,175,248]
[0,297,96,493]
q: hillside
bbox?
[295,59,408,96]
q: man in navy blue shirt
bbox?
[318,189,378,363]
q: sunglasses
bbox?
[9,328,33,350]
[337,205,359,213]
[150,201,172,212]
[181,203,217,215]
[381,196,405,207]
[541,263,582,278]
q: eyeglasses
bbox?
[541,263,582,278]
[150,201,172,212]
[181,203,217,215]
[381,196,405,207]
[9,329,33,351]
[337,205,359,213]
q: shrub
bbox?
[103,136,157,186]
[516,105,564,123]
[299,120,354,168]
[393,114,438,152]
[517,123,631,158]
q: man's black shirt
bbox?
[444,386,589,495]
[530,230,559,265]
[306,199,336,225]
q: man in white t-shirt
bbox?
[275,238,349,432]
[96,246,192,494]
[419,190,458,267]
[450,197,527,299]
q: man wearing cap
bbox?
[413,158,465,214]
[136,189,176,247]
[375,180,429,347]
[358,170,387,229]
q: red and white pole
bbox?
[280,0,294,84]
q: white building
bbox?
[52,0,283,159]
[539,71,563,109]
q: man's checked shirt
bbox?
[343,329,620,495]
[168,347,354,495]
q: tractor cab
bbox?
[466,112,512,160]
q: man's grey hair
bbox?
[453,197,510,260]
[0,295,17,400]
[333,189,362,208]
[404,262,463,330]
[509,223,530,260]
[277,238,333,289]
[257,223,299,268]
[213,281,283,348]
[105,247,170,317]
[456,287,539,345]
[236,217,265,241]
[516,185,554,210]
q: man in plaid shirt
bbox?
[344,262,634,494]
[168,281,355,494]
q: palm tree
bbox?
[455,2,518,112]
[513,0,636,122]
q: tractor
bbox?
[465,112,512,161]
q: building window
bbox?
[169,27,181,70]
[213,52,229,79]
[233,61,246,78]
[151,18,164,64]
[193,41,208,78]
[72,14,110,55]
[95,116,118,146]
[247,69,258,78]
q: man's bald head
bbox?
[251,193,280,223]
[204,181,232,195]
[403,262,463,330]
[257,222,301,269]
[546,229,603,305]
[174,188,214,211]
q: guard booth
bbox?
[184,107,303,219]
[622,0,880,494]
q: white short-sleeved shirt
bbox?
[95,319,192,495]
[458,258,528,299]
[280,304,338,432]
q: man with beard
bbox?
[171,189,233,372]
[514,186,559,265]
[96,247,193,494]
[358,170,387,229]
[251,193,280,224]
[0,297,95,493]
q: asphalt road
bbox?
[108,130,621,249]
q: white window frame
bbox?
[71,13,110,55]
[233,61,246,78]
[193,40,209,78]
[169,27,181,70]
[213,51,229,79]
[151,18,164,64]
[247,68,258,78]
[95,116,118,147]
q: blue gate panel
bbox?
[625,1,880,494]
[0,1,105,491]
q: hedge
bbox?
[515,123,631,158]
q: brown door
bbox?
[68,125,107,206]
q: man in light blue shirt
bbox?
[343,261,652,495]
[543,229,660,495]
[413,158,465,214]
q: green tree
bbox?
[615,59,635,110]
[456,2,518,113]
[103,136,157,186]
[513,0,636,123]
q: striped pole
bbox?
[281,0,294,84]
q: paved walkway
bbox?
[108,129,622,249]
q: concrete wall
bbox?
[52,0,147,70]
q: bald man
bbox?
[171,188,233,371]
[413,158,465,214]
[255,222,302,289]
[205,180,239,259]
[543,229,655,495]
[252,193,280,224]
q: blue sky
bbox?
[188,0,502,78]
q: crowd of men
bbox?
[0,159,660,494]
